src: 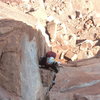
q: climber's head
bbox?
[46,51,56,58]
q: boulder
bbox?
[68,34,77,47]
[46,21,57,42]
[91,46,100,55]
[64,51,77,61]
[79,40,94,51]
[77,50,88,60]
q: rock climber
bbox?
[39,51,61,93]
[39,51,60,73]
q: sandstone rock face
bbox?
[0,0,100,100]
[0,2,50,99]
[0,19,47,100]
[49,56,100,100]
[40,69,53,87]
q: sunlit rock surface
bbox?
[50,56,100,100]
[0,1,49,100]
[0,0,100,100]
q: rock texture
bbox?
[49,56,100,100]
[0,0,100,100]
[0,1,50,100]
[0,19,47,100]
